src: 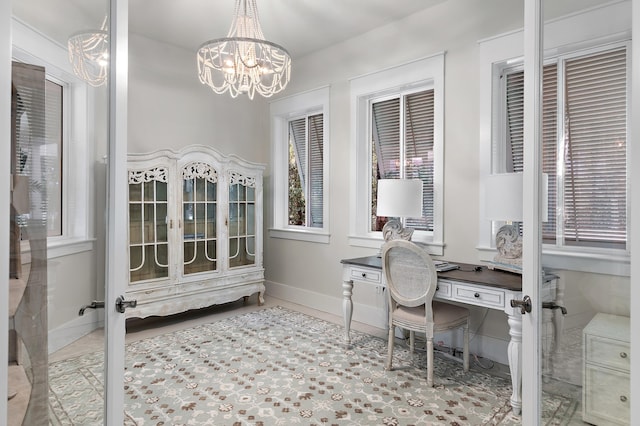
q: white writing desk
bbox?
[340,256,560,415]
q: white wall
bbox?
[127,33,269,164]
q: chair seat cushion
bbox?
[394,301,469,329]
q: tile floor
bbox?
[50,295,587,424]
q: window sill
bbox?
[477,245,630,277]
[269,228,330,244]
[348,234,444,256]
[21,237,96,263]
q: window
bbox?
[501,46,628,250]
[270,87,330,243]
[13,17,94,258]
[12,65,63,239]
[371,90,434,233]
[478,1,631,274]
[288,113,324,228]
[350,55,444,253]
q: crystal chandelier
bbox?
[67,17,109,87]
[197,0,291,99]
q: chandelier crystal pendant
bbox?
[197,0,291,99]
[67,17,109,87]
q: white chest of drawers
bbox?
[582,313,630,425]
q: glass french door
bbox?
[521,0,634,424]
[3,0,128,424]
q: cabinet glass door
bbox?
[182,163,218,275]
[128,168,169,282]
[229,174,256,268]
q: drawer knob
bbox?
[620,395,628,402]
[474,292,480,298]
[362,273,366,278]
[620,352,628,358]
[436,286,440,291]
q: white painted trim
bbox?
[48,311,103,355]
[268,228,330,244]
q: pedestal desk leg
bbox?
[342,280,354,344]
[507,313,523,415]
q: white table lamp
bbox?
[377,179,423,241]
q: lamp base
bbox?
[488,224,522,274]
[382,219,414,242]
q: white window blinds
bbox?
[504,46,627,249]
[372,89,434,232]
[288,113,324,228]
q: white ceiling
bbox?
[129,0,445,58]
[11,0,442,59]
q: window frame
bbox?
[12,17,95,259]
[349,54,445,254]
[270,86,330,243]
[478,2,631,275]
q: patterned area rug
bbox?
[49,306,578,425]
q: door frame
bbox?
[105,0,129,423]
[1,0,12,416]
[521,0,544,424]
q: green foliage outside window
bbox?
[288,142,305,225]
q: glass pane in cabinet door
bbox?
[129,178,169,283]
[247,204,255,235]
[182,176,217,276]
[229,237,255,268]
[130,243,169,282]
[156,203,168,241]
[247,186,255,202]
[183,179,195,202]
[230,183,239,202]
[129,202,143,245]
[206,203,216,237]
[184,240,216,275]
[246,237,255,262]
[143,181,156,201]
[156,179,168,201]
[237,204,247,237]
[183,202,195,239]
[207,180,217,200]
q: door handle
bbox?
[510,295,532,314]
[78,301,105,316]
[116,295,138,313]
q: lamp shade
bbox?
[485,173,523,222]
[485,172,548,222]
[377,179,423,218]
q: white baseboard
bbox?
[48,310,103,355]
[265,280,510,365]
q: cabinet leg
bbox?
[257,291,265,306]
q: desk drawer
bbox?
[350,267,382,284]
[585,335,630,372]
[453,284,505,309]
[435,280,452,298]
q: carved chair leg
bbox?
[386,324,395,370]
[427,338,434,387]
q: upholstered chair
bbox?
[382,239,470,387]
